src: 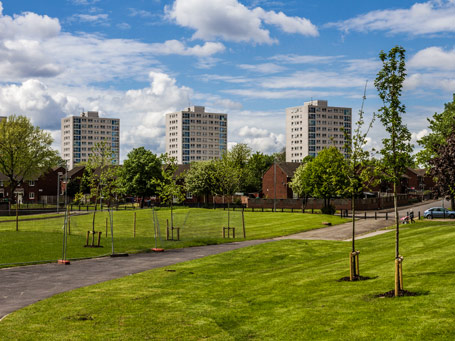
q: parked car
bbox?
[424,207,455,219]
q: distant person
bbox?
[409,209,415,223]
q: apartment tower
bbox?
[286,100,351,162]
[165,106,227,164]
[61,111,120,169]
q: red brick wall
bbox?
[11,167,66,202]
[248,195,411,210]
[262,165,292,199]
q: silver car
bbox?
[424,207,455,219]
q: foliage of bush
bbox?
[321,205,336,215]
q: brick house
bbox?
[262,162,301,199]
[370,168,435,194]
[0,166,66,204]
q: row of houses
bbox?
[261,162,435,200]
[0,162,435,207]
[0,167,66,204]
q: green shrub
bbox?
[321,205,336,215]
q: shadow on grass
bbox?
[337,275,378,282]
[375,289,430,298]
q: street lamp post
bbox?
[273,161,277,213]
[57,172,63,213]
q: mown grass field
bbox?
[0,208,347,266]
[0,220,454,339]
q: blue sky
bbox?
[0,0,454,161]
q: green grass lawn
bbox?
[0,220,454,339]
[0,208,347,266]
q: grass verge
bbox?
[0,208,347,266]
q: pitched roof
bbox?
[67,165,86,179]
[412,168,427,177]
[277,162,301,178]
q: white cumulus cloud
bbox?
[165,0,318,44]
[409,46,455,70]
[329,0,455,36]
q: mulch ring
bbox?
[338,275,375,282]
[375,289,421,298]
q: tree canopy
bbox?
[0,115,60,202]
[79,141,121,207]
[290,147,349,212]
[153,155,185,206]
[121,147,162,207]
[417,94,455,168]
[184,160,218,203]
[243,152,274,194]
[428,133,455,210]
[374,46,413,186]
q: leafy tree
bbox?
[213,153,241,200]
[152,155,185,228]
[428,133,455,209]
[272,147,286,162]
[417,94,455,168]
[226,143,251,193]
[121,147,162,208]
[228,143,251,169]
[184,160,218,204]
[0,115,60,203]
[374,46,413,296]
[79,141,122,233]
[343,83,377,279]
[290,147,349,213]
[243,152,274,194]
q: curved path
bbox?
[0,199,448,320]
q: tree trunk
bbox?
[352,194,356,252]
[394,182,399,259]
[394,181,401,297]
[140,196,145,209]
[451,195,455,211]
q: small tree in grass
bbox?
[212,152,242,229]
[153,155,185,229]
[79,141,121,237]
[290,147,349,214]
[343,82,377,280]
[374,46,413,296]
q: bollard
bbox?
[386,212,388,220]
[364,212,367,219]
[312,208,314,214]
[418,211,421,220]
[375,211,377,220]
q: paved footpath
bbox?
[0,199,446,320]
[0,240,271,319]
